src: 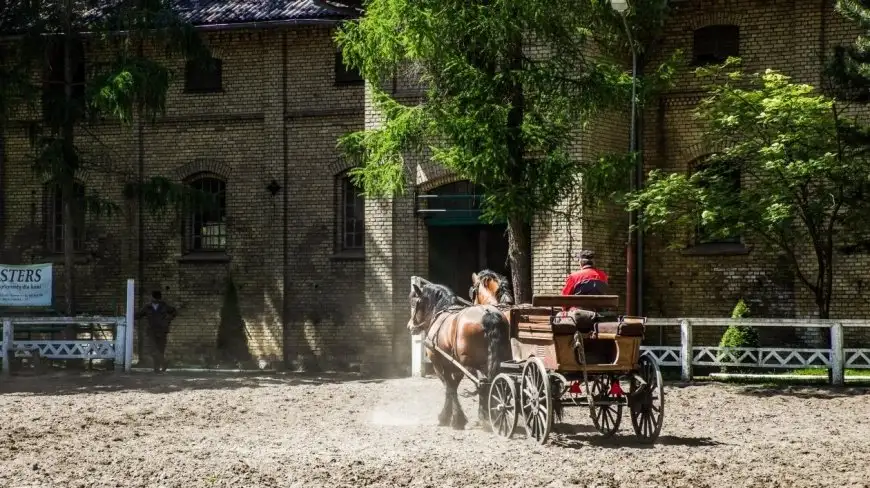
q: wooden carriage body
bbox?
[508,295,646,374]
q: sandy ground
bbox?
[1,372,869,488]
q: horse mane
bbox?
[419,282,463,315]
[475,269,514,304]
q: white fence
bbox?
[410,317,870,386]
[0,279,137,376]
[0,317,133,376]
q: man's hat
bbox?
[575,250,595,261]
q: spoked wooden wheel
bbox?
[520,357,553,445]
[589,375,623,437]
[629,355,664,443]
[488,373,519,438]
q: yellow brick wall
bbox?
[0,26,367,368]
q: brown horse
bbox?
[407,276,511,430]
[470,269,515,322]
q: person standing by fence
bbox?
[135,291,177,373]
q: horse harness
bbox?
[425,305,466,365]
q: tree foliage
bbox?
[826,0,870,101]
[627,58,870,318]
[335,0,675,300]
[717,298,758,373]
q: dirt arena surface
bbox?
[1,372,869,488]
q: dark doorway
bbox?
[419,181,510,297]
[428,224,509,298]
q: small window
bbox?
[42,39,86,122]
[335,50,363,85]
[339,175,365,251]
[692,158,741,245]
[185,175,227,252]
[693,25,740,66]
[184,57,223,93]
[44,181,86,253]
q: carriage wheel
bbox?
[629,355,664,443]
[520,357,553,445]
[487,373,519,438]
[589,375,623,437]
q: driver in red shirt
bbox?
[561,250,609,296]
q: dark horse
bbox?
[408,276,511,430]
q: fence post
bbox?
[1,319,11,378]
[124,279,135,373]
[114,318,126,372]
[830,322,844,386]
[680,319,693,381]
[411,333,424,378]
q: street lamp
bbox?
[611,0,629,13]
[611,0,642,317]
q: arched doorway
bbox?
[417,181,510,297]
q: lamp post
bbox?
[611,0,642,317]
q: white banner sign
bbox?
[0,263,53,307]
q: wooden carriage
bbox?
[486,294,664,445]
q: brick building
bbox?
[1,0,867,371]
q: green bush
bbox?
[717,299,759,373]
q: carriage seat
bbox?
[550,311,646,337]
[592,319,645,337]
[551,309,598,332]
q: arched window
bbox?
[337,173,365,251]
[692,25,740,66]
[185,174,227,252]
[44,180,86,253]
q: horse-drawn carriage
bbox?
[410,274,664,446]
[485,294,663,445]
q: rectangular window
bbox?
[185,176,227,252]
[45,182,86,253]
[42,40,86,122]
[692,25,740,66]
[184,58,223,93]
[335,50,363,85]
[341,177,365,250]
[694,160,742,245]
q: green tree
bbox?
[0,0,214,314]
[717,299,758,373]
[826,0,870,101]
[334,0,675,302]
[627,58,870,319]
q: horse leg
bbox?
[448,369,467,430]
[431,359,452,427]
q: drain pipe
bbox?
[634,55,645,318]
[621,12,642,317]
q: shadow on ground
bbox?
[551,428,723,450]
[0,370,389,396]
[495,423,722,450]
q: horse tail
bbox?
[482,307,511,382]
